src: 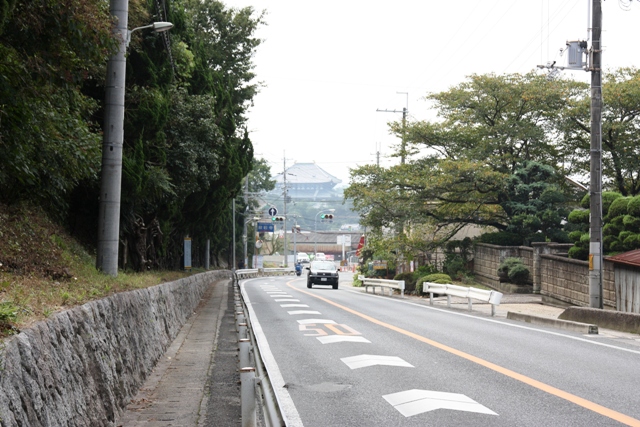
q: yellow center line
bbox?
[288,283,640,426]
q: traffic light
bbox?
[272,216,285,222]
[321,213,334,220]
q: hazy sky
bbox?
[222,0,640,184]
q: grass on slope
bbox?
[0,203,194,338]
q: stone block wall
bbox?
[540,255,614,308]
[0,270,231,427]
[473,243,532,287]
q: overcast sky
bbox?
[222,0,640,185]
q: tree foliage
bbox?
[0,0,266,271]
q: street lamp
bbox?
[314,209,335,256]
[96,0,173,276]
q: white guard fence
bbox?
[235,267,294,280]
[422,282,503,316]
[358,275,405,297]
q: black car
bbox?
[306,260,339,289]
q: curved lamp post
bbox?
[96,0,173,276]
[314,209,335,256]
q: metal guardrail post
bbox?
[239,338,251,369]
[240,367,257,427]
[238,322,248,340]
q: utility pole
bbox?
[589,0,603,309]
[96,0,129,276]
[376,92,409,164]
[283,156,288,267]
[242,175,249,268]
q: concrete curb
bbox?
[507,311,599,334]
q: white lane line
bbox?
[275,299,301,302]
[297,319,336,325]
[341,354,414,370]
[317,336,371,344]
[266,291,287,294]
[383,389,497,417]
[288,310,321,315]
[345,289,640,355]
[280,304,309,308]
[240,281,304,427]
[270,294,294,298]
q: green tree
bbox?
[559,67,640,196]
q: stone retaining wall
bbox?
[0,270,231,427]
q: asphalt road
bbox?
[241,275,640,427]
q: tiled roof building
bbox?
[273,162,342,200]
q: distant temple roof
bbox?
[273,163,342,186]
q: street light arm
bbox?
[126,22,174,47]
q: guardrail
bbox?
[263,267,295,276]
[232,274,285,427]
[358,275,405,297]
[235,268,259,279]
[422,282,503,316]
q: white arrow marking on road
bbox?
[288,310,321,315]
[383,389,498,418]
[318,336,371,344]
[297,319,336,325]
[340,355,414,370]
[280,304,309,308]
[275,299,300,302]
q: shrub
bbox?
[581,191,622,213]
[414,264,437,278]
[568,245,589,260]
[478,232,523,246]
[568,209,589,224]
[623,215,640,232]
[628,195,640,216]
[606,197,630,220]
[498,257,530,285]
[508,264,530,285]
[393,272,417,293]
[568,230,584,242]
[443,255,466,279]
[416,273,453,295]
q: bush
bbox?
[568,209,589,224]
[498,257,530,285]
[508,264,529,285]
[628,195,640,216]
[393,272,417,293]
[443,254,466,279]
[478,232,523,246]
[568,245,589,260]
[416,273,453,295]
[606,197,630,219]
[581,191,622,212]
[568,230,584,242]
[414,264,437,278]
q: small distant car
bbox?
[306,260,339,289]
[314,252,326,261]
[297,252,310,264]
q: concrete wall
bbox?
[0,270,231,427]
[473,243,533,288]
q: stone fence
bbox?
[473,243,615,308]
[0,270,231,427]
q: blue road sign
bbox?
[268,207,278,216]
[257,222,274,232]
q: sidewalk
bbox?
[117,279,241,427]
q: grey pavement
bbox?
[117,278,240,427]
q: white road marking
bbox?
[317,336,371,344]
[341,354,414,370]
[275,299,300,302]
[270,294,294,298]
[288,310,321,315]
[266,291,287,294]
[297,319,336,325]
[280,304,309,308]
[383,389,498,417]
